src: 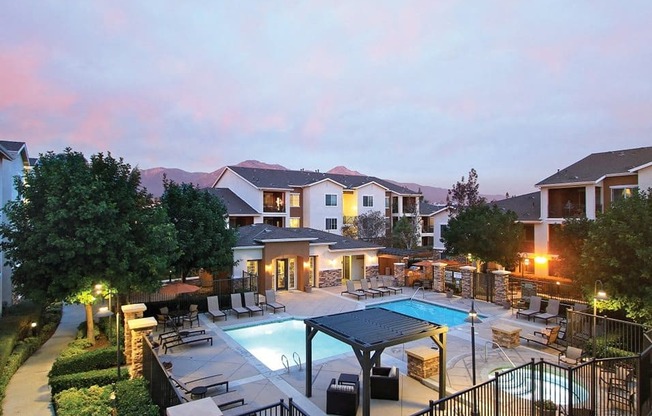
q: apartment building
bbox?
[212,166,421,237]
[418,202,449,251]
[496,146,652,277]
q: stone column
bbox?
[433,262,447,292]
[121,304,147,365]
[365,265,379,279]
[492,270,512,306]
[126,317,157,378]
[460,266,476,299]
[394,263,406,287]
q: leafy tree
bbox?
[391,216,419,249]
[0,149,178,343]
[160,180,237,280]
[441,203,523,271]
[578,189,652,325]
[549,217,593,278]
[446,168,486,214]
[342,211,387,242]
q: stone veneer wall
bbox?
[319,269,342,288]
[365,265,379,279]
[433,263,447,292]
[394,263,406,286]
[460,266,476,299]
[121,306,145,365]
[493,270,511,305]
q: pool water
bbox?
[370,299,473,326]
[225,319,350,371]
[490,367,588,405]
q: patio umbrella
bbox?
[158,281,201,296]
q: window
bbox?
[363,195,373,207]
[290,193,300,208]
[325,218,338,230]
[612,186,637,201]
[289,217,300,228]
[246,260,258,276]
[385,196,390,209]
[325,194,337,206]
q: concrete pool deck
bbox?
[157,286,563,415]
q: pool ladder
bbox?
[411,286,425,300]
[484,341,516,368]
[281,352,302,373]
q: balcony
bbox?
[263,192,285,213]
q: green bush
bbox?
[58,338,94,359]
[50,367,129,395]
[54,379,158,416]
[49,346,124,377]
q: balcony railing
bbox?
[263,205,285,213]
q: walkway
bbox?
[2,303,85,416]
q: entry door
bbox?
[276,259,288,290]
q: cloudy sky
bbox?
[2,2,651,195]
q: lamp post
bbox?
[592,280,608,357]
[465,300,482,416]
[522,258,529,278]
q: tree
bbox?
[446,168,486,215]
[160,180,237,280]
[549,217,593,278]
[342,211,387,242]
[441,203,523,271]
[391,216,419,250]
[0,149,178,343]
[578,189,652,325]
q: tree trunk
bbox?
[85,303,95,345]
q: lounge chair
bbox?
[520,325,562,351]
[534,299,560,324]
[158,318,206,345]
[206,295,226,322]
[360,278,382,298]
[341,280,366,300]
[381,276,402,294]
[264,289,286,313]
[230,293,251,318]
[369,277,391,296]
[162,328,213,354]
[243,292,263,316]
[516,295,542,321]
[558,346,585,366]
[169,373,229,399]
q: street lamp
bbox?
[465,300,482,416]
[592,280,608,357]
[522,258,529,278]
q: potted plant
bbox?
[534,399,557,416]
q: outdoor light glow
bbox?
[596,290,607,300]
[30,322,37,328]
[534,256,547,264]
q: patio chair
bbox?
[326,377,359,416]
[360,278,382,298]
[158,317,206,345]
[243,292,263,316]
[381,276,403,294]
[182,304,200,328]
[264,289,286,313]
[520,325,562,351]
[230,293,251,318]
[370,366,399,400]
[162,330,213,354]
[516,295,542,321]
[558,346,585,366]
[206,295,226,322]
[534,299,560,324]
[369,277,391,296]
[341,280,366,300]
[169,373,229,397]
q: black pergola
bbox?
[304,308,448,416]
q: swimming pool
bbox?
[370,299,474,326]
[225,319,350,371]
[490,367,588,405]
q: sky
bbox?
[2,1,652,196]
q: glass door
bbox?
[276,259,288,290]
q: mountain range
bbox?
[140,160,503,204]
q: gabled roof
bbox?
[234,223,384,250]
[0,140,29,163]
[493,192,540,222]
[222,166,419,195]
[203,188,258,216]
[536,146,652,187]
[419,202,448,216]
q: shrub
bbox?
[54,379,158,416]
[58,338,94,359]
[49,346,124,377]
[50,367,129,395]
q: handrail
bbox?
[292,352,302,371]
[484,341,516,368]
[411,286,424,300]
[281,354,290,373]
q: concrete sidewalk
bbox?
[2,303,85,416]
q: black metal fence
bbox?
[410,352,651,416]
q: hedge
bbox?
[49,366,130,395]
[49,346,124,377]
[54,379,158,416]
